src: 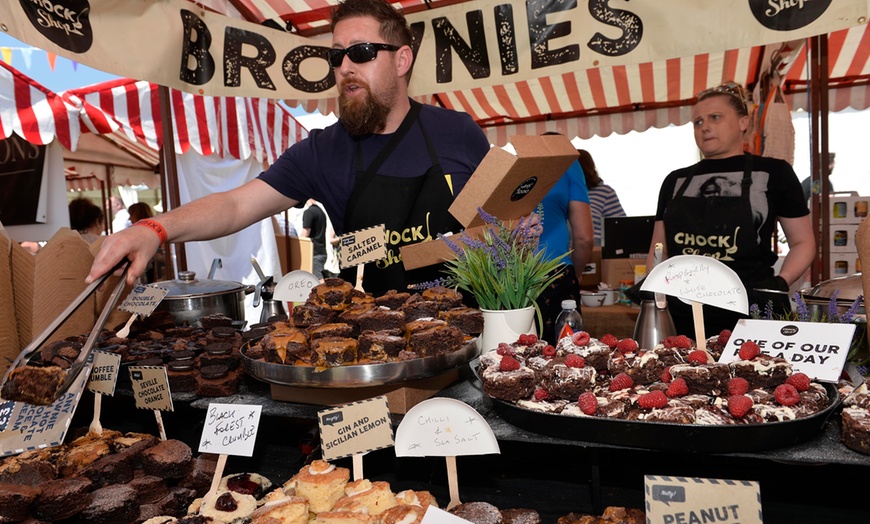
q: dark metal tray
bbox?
[241,339,478,388]
[489,383,841,453]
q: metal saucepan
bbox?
[155,270,249,326]
[798,272,865,320]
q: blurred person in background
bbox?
[69,197,105,244]
[110,196,130,232]
[579,149,625,246]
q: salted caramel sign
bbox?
[338,225,387,269]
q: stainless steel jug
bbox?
[632,299,677,349]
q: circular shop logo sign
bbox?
[749,0,832,31]
[780,324,799,336]
[19,0,93,53]
[510,177,537,201]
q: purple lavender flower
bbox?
[749,303,761,319]
[842,295,863,324]
[794,292,810,322]
[441,235,464,256]
[827,289,841,323]
[477,207,499,227]
[763,300,774,320]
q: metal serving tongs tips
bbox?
[0,260,130,406]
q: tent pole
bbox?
[807,35,831,286]
[158,85,187,277]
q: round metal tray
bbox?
[241,339,478,388]
[486,379,841,453]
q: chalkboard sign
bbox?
[0,135,47,225]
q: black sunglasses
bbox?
[326,42,400,68]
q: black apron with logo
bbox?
[340,101,463,296]
[662,154,787,334]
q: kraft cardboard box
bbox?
[401,134,579,270]
[580,246,602,290]
[830,223,861,253]
[11,227,97,351]
[830,192,869,224]
[830,251,860,277]
[0,225,20,376]
[601,257,639,290]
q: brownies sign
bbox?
[5,0,865,100]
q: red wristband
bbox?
[134,219,168,244]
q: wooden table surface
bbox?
[580,304,640,338]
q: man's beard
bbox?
[339,79,393,136]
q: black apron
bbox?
[662,155,787,334]
[340,101,463,296]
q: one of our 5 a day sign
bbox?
[720,319,855,382]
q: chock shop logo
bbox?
[19,0,93,53]
[510,177,537,202]
[749,0,832,31]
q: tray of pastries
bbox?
[477,331,841,453]
[241,278,482,387]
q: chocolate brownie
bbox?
[0,450,57,485]
[729,354,791,389]
[311,337,359,367]
[357,308,406,333]
[199,313,234,330]
[421,286,463,310]
[408,325,464,357]
[841,407,870,455]
[195,366,241,397]
[607,351,666,386]
[375,290,411,309]
[291,302,338,327]
[141,439,193,479]
[80,451,134,488]
[309,278,354,310]
[668,363,731,395]
[539,358,598,400]
[33,476,93,521]
[399,297,441,322]
[129,474,170,504]
[358,330,407,361]
[308,322,355,340]
[481,364,536,403]
[438,307,484,335]
[167,360,198,393]
[79,483,139,524]
[0,482,40,522]
[155,486,198,516]
[179,454,220,497]
[501,508,541,524]
[449,501,503,524]
[1,365,66,406]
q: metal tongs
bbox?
[1,260,129,404]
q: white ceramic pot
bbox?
[477,306,536,354]
[601,289,618,306]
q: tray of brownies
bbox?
[476,331,841,453]
[241,278,483,387]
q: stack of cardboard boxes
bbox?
[829,192,868,277]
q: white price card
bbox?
[118,283,169,316]
[199,403,262,457]
[87,350,122,396]
[337,224,387,269]
[395,398,499,457]
[0,358,93,457]
[719,319,855,382]
[129,366,174,412]
[319,396,394,461]
[641,254,748,314]
[645,475,762,524]
[272,269,322,302]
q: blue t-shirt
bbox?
[538,159,590,263]
[258,102,491,234]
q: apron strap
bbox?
[345,101,423,228]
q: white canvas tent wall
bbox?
[63,79,310,321]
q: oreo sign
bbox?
[749,0,833,31]
[18,0,93,53]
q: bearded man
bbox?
[87,0,490,296]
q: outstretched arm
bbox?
[87,179,298,285]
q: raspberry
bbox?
[774,383,800,406]
[496,343,514,356]
[666,377,689,397]
[542,345,556,357]
[609,372,634,391]
[638,390,669,409]
[578,392,598,415]
[674,335,693,349]
[533,388,550,401]
[687,350,708,365]
[727,377,750,396]
[565,354,585,368]
[616,338,639,354]
[499,355,521,371]
[517,334,532,345]
[786,372,811,392]
[728,395,754,418]
[661,366,673,383]
[717,329,732,347]
[572,331,591,346]
[738,341,761,360]
[661,336,676,347]
[600,333,619,349]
